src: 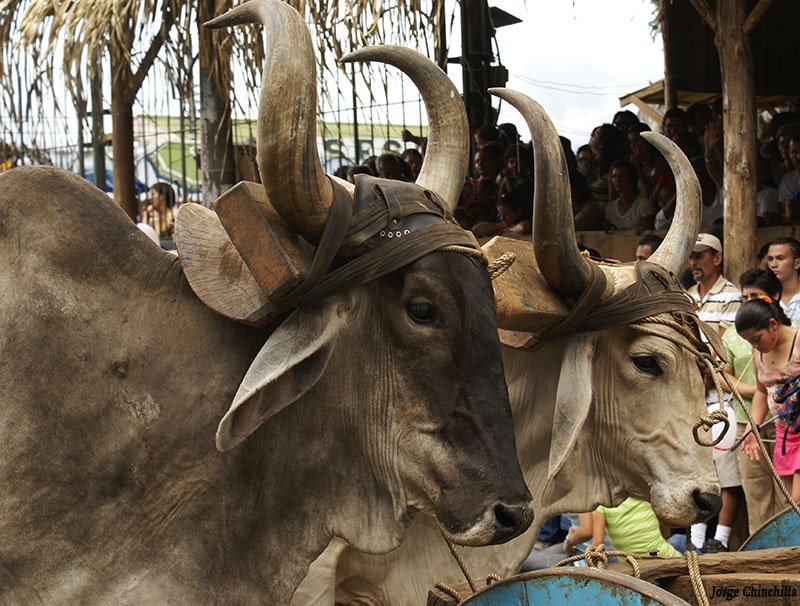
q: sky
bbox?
[469,0,665,149]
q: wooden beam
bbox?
[743,0,775,35]
[626,96,664,124]
[688,0,716,32]
[717,0,758,282]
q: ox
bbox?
[293,90,723,605]
[0,2,533,604]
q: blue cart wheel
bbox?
[461,568,690,606]
[739,507,800,551]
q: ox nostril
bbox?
[692,490,722,522]
[490,503,533,544]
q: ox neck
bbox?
[222,381,404,604]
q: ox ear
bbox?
[544,333,595,492]
[216,298,349,451]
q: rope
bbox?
[554,544,641,578]
[631,315,800,517]
[441,532,477,593]
[685,550,710,606]
[433,582,462,603]
[486,252,516,281]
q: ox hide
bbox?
[0,167,286,602]
[0,167,533,605]
[294,318,719,605]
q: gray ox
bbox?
[0,2,532,604]
[293,91,722,605]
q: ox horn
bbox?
[340,46,469,211]
[642,132,702,274]
[205,0,333,237]
[488,89,593,301]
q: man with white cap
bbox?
[687,233,742,553]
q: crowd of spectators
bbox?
[334,96,800,247]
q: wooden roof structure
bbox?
[619,0,800,119]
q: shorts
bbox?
[714,449,741,488]
[773,423,800,476]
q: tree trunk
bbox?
[111,49,138,220]
[660,0,678,109]
[716,0,757,283]
[199,0,236,207]
[91,53,107,192]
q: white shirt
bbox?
[603,194,656,231]
[757,186,779,217]
[778,169,800,204]
[781,291,800,323]
[701,190,723,229]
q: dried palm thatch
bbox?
[0,0,446,131]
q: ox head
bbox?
[204,0,532,551]
[494,89,721,527]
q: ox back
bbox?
[0,167,272,602]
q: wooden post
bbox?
[716,0,763,283]
[199,0,236,206]
[110,48,138,220]
[660,0,678,109]
[687,0,774,284]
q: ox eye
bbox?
[632,355,663,376]
[407,302,434,324]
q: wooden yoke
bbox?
[175,182,312,326]
[483,235,568,347]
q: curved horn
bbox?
[641,132,702,274]
[206,0,332,237]
[488,88,593,300]
[341,46,469,211]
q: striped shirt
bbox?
[687,275,740,334]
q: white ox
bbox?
[293,90,722,605]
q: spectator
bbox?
[738,298,800,504]
[717,269,785,534]
[627,123,668,199]
[401,148,423,180]
[686,102,712,148]
[140,181,176,241]
[654,181,677,231]
[471,188,532,238]
[612,110,639,134]
[473,125,500,151]
[766,237,800,322]
[363,155,378,176]
[498,123,521,149]
[687,233,742,553]
[635,234,663,261]
[779,131,800,222]
[498,144,533,200]
[593,497,680,558]
[661,107,689,139]
[576,144,596,181]
[455,145,503,229]
[756,154,780,226]
[521,513,594,571]
[400,129,426,150]
[604,159,655,232]
[347,165,371,184]
[570,169,604,231]
[588,124,626,206]
[757,242,771,271]
[774,123,800,183]
[376,153,406,180]
[560,136,578,172]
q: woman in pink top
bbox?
[738,297,800,501]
